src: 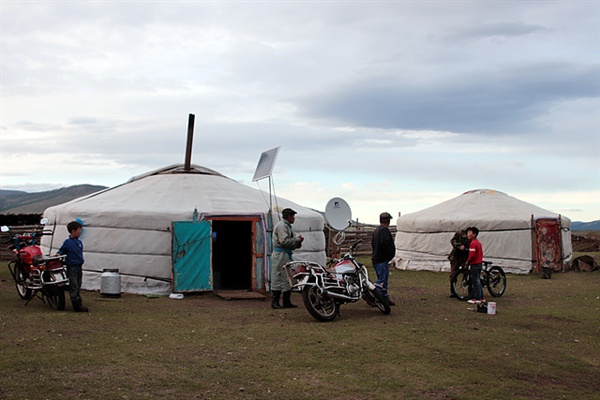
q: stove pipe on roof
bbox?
[184,113,195,172]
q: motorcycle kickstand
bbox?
[23,290,40,307]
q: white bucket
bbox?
[487,302,497,315]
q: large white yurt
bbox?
[393,189,572,274]
[41,164,326,294]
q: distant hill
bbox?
[0,185,108,214]
[571,221,600,231]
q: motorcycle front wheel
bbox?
[364,288,391,315]
[10,261,33,300]
[302,285,339,322]
[45,287,66,311]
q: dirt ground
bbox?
[572,233,600,252]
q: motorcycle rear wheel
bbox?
[302,285,339,322]
[10,261,33,300]
[366,288,391,315]
[45,288,66,310]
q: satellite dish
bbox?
[325,197,352,231]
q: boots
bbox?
[282,291,297,308]
[72,298,89,313]
[271,290,283,309]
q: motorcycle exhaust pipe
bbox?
[321,289,359,302]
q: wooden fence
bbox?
[325,223,397,258]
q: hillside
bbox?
[0,185,107,214]
[571,220,600,231]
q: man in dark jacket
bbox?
[371,212,396,305]
[448,228,470,297]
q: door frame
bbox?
[200,213,268,293]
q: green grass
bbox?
[1,263,598,400]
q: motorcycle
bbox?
[285,239,391,322]
[1,220,69,310]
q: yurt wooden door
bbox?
[534,218,563,272]
[172,220,213,292]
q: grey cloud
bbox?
[294,61,598,135]
[445,21,549,41]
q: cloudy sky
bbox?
[1,1,599,224]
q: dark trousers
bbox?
[449,260,460,282]
[67,264,83,303]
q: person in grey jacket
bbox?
[270,208,304,309]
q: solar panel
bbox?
[252,146,280,182]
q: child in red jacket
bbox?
[466,227,485,304]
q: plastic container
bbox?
[100,269,121,298]
[487,302,497,315]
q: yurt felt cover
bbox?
[394,189,572,274]
[41,165,326,294]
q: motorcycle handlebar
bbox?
[350,239,362,251]
[11,229,52,239]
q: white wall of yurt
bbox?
[41,165,326,295]
[393,189,572,274]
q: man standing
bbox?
[271,208,304,309]
[448,229,470,297]
[371,212,396,306]
[466,227,485,304]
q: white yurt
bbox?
[394,189,572,274]
[41,164,326,294]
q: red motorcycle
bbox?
[2,221,69,310]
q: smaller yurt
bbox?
[41,164,326,295]
[394,189,572,274]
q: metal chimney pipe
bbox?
[184,113,195,171]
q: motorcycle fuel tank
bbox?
[18,246,42,265]
[331,260,355,274]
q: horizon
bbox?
[2,182,598,225]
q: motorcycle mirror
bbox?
[1,226,9,232]
[40,217,49,225]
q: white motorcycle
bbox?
[285,240,391,322]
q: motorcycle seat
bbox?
[31,255,45,266]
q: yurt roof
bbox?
[398,189,570,232]
[46,164,323,231]
[126,164,227,182]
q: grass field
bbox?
[0,262,598,400]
